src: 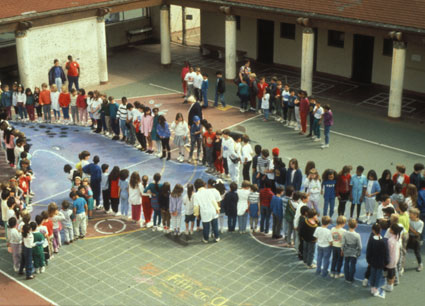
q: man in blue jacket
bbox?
[270,187,284,239]
[48,59,66,91]
[83,156,102,209]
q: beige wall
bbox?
[273,22,302,68]
[170,5,200,32]
[316,27,353,78]
[200,10,224,46]
[236,16,257,59]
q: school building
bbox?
[1,0,424,119]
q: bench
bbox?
[200,44,247,61]
[126,26,153,43]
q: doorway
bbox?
[352,34,374,83]
[257,19,274,63]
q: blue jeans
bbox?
[331,246,344,274]
[238,213,248,232]
[53,109,61,120]
[43,104,51,121]
[369,267,384,288]
[19,246,33,277]
[55,77,63,92]
[323,197,335,217]
[120,198,129,216]
[324,125,330,145]
[62,107,70,119]
[260,206,271,233]
[203,218,219,241]
[153,209,162,226]
[214,92,225,107]
[120,119,127,137]
[228,215,237,232]
[68,75,79,91]
[202,90,208,107]
[303,241,316,266]
[344,257,357,282]
[252,171,260,187]
[263,109,269,120]
[316,246,332,276]
[313,118,320,138]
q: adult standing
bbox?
[66,55,80,92]
[48,59,66,92]
[239,60,251,83]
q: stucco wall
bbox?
[200,10,225,47]
[273,22,302,68]
[16,17,101,90]
[170,5,200,32]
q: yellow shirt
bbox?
[398,213,410,232]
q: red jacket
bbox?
[299,98,310,114]
[181,67,189,81]
[257,82,268,99]
[392,173,410,195]
[76,95,87,108]
[336,174,351,196]
[59,93,71,107]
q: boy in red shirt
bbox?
[256,77,268,113]
[259,180,274,234]
[59,87,71,124]
[16,170,31,209]
[39,83,52,123]
[203,123,216,173]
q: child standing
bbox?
[248,184,260,232]
[101,164,110,213]
[61,201,74,244]
[50,84,60,122]
[39,83,51,122]
[321,105,333,149]
[330,216,346,278]
[408,208,423,271]
[76,89,87,125]
[59,86,71,124]
[366,223,388,298]
[169,184,184,235]
[259,180,274,234]
[70,88,79,124]
[284,190,298,246]
[82,178,94,219]
[304,169,322,216]
[48,202,64,253]
[270,187,284,239]
[156,115,171,160]
[261,88,270,121]
[141,107,153,154]
[118,97,128,141]
[31,221,46,274]
[203,124,216,173]
[384,224,403,292]
[365,170,381,224]
[159,182,171,233]
[108,166,121,215]
[201,73,209,108]
[213,131,224,175]
[145,173,163,230]
[189,116,202,163]
[119,169,130,219]
[314,216,333,277]
[141,175,152,227]
[237,181,251,233]
[350,166,367,220]
[222,182,238,232]
[171,113,189,162]
[342,219,362,283]
[6,217,21,272]
[70,191,88,239]
[183,184,195,235]
[129,171,143,225]
[214,71,226,107]
[322,169,337,217]
[19,224,35,279]
[299,208,318,268]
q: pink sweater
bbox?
[386,235,400,269]
[141,115,153,136]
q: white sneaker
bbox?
[362,278,368,287]
[374,288,386,299]
[321,144,329,149]
[294,127,300,131]
[383,284,393,292]
[202,238,209,244]
[314,138,321,142]
[41,266,45,273]
[417,263,423,272]
[312,136,316,140]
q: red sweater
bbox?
[76,95,87,108]
[259,188,274,207]
[299,98,310,114]
[257,82,268,99]
[336,174,351,196]
[392,173,410,195]
[59,93,71,107]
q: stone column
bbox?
[160,5,171,65]
[388,41,406,119]
[97,16,108,84]
[301,27,314,96]
[15,30,32,89]
[225,15,237,80]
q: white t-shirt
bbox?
[91,98,102,119]
[129,182,144,205]
[304,179,321,202]
[193,187,219,222]
[193,73,203,89]
[208,188,222,204]
[221,137,234,159]
[171,121,189,137]
[133,109,143,122]
[262,93,270,110]
[184,72,196,85]
[313,106,324,119]
[241,143,253,163]
[50,91,60,111]
[314,227,333,248]
[183,194,194,215]
[376,203,394,220]
[237,189,250,216]
[330,227,346,248]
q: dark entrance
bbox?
[352,34,374,83]
[257,19,274,63]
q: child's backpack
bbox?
[284,200,296,223]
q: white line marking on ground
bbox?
[0,269,58,306]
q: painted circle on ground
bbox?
[94,219,127,235]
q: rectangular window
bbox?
[328,30,344,48]
[236,15,241,31]
[280,22,296,40]
[105,8,150,24]
[383,38,393,56]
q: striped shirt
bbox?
[248,191,259,204]
[118,104,128,120]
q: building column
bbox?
[301,27,314,96]
[160,5,171,65]
[225,15,237,80]
[15,30,32,89]
[97,15,108,84]
[388,41,406,119]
